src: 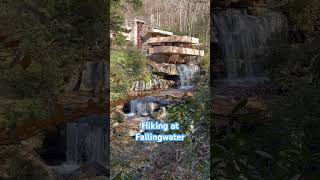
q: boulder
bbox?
[147,61,178,75]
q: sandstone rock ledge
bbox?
[130,78,175,91]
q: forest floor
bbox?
[110,87,209,179]
[212,78,273,131]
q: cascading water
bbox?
[214,9,287,79]
[177,64,201,89]
[66,122,105,164]
[129,99,157,116]
[50,114,107,179]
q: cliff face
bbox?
[65,61,108,94]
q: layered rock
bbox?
[146,36,199,45]
[65,61,107,93]
[147,61,178,75]
[130,78,175,91]
[149,46,204,57]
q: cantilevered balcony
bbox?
[146,36,199,45]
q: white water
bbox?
[49,115,107,179]
[65,120,105,164]
[214,9,287,78]
[177,64,201,89]
[129,99,157,116]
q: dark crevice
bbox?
[73,70,83,91]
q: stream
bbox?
[45,114,108,179]
[125,64,201,120]
[213,9,287,129]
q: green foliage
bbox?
[213,38,320,178]
[4,98,49,129]
[111,0,125,31]
[0,60,63,98]
[0,0,106,125]
[212,90,320,179]
[284,0,320,38]
[112,32,128,47]
[212,2,320,179]
[110,0,148,100]
[110,48,151,100]
[265,38,320,93]
[163,82,210,178]
[131,80,211,179]
[113,173,135,180]
[127,0,143,11]
[168,83,209,135]
[111,111,126,123]
[200,51,210,74]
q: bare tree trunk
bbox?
[139,0,209,41]
[179,1,182,32]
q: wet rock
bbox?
[148,61,178,75]
[151,107,167,120]
[65,64,82,91]
[159,79,164,89]
[145,79,153,90]
[131,78,174,91]
[80,61,106,93]
[148,54,170,63]
[153,78,160,89]
[52,162,110,180]
[51,164,80,179]
[133,81,139,91]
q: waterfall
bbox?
[129,99,157,116]
[177,64,201,89]
[65,115,106,165]
[214,9,287,79]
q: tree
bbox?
[0,0,106,127]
